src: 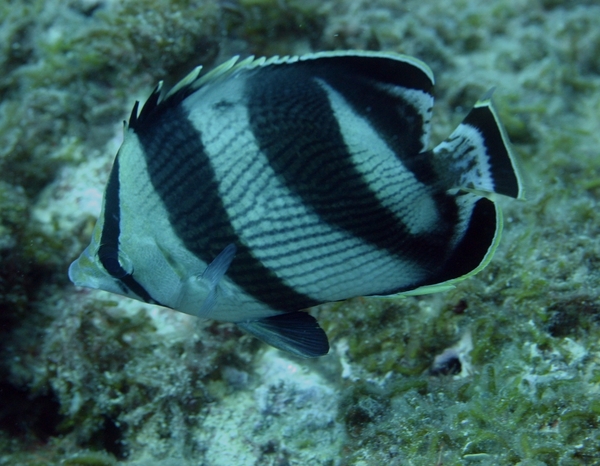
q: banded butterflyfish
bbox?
[69,51,524,358]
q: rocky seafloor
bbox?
[1,0,599,464]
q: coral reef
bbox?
[1,0,599,464]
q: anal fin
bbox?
[237,312,330,358]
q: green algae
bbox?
[223,0,326,55]
[62,451,118,466]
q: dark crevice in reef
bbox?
[0,382,63,442]
[0,381,128,460]
[84,415,128,460]
[98,416,127,460]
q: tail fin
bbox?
[433,89,524,199]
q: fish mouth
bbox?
[68,245,107,290]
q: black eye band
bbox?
[98,244,129,279]
[98,243,161,305]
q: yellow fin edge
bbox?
[376,203,504,300]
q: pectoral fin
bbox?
[197,243,237,318]
[237,311,329,358]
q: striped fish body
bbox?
[69,51,523,358]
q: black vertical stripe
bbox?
[245,63,458,268]
[132,103,320,312]
[321,71,438,187]
[98,157,161,304]
[297,55,439,185]
[433,197,497,284]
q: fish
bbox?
[68,50,524,358]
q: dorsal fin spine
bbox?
[165,65,203,99]
[128,51,435,131]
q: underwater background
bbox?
[1,0,599,464]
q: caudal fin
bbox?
[433,89,525,200]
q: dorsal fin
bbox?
[127,51,434,131]
[128,55,252,130]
